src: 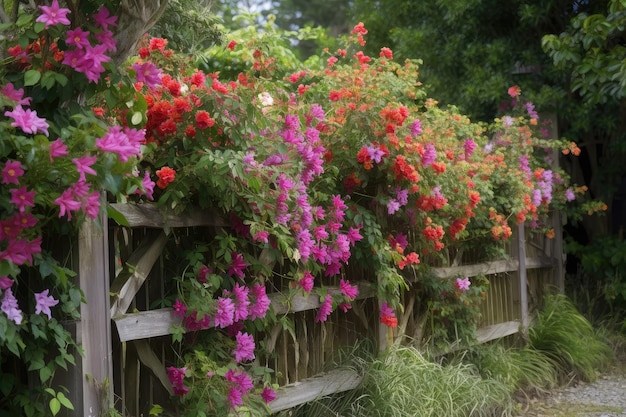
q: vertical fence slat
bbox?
[517,223,530,331]
[77,213,113,416]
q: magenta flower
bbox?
[410,119,422,137]
[249,284,270,320]
[339,279,359,300]
[132,61,162,89]
[253,230,269,244]
[65,27,91,48]
[141,171,155,200]
[346,227,363,245]
[422,143,436,167]
[454,277,471,292]
[225,369,254,392]
[72,154,97,181]
[12,212,38,230]
[565,188,576,202]
[314,225,329,240]
[36,0,71,28]
[49,138,69,162]
[172,298,187,318]
[214,296,235,328]
[64,44,110,83]
[54,188,82,220]
[261,387,277,404]
[10,187,36,212]
[0,236,41,265]
[227,386,244,408]
[231,283,250,322]
[92,6,117,30]
[228,252,248,278]
[0,277,14,290]
[34,289,59,320]
[83,191,101,219]
[196,265,211,283]
[276,173,294,191]
[95,126,142,162]
[2,160,24,185]
[380,302,396,318]
[166,366,189,396]
[95,30,117,52]
[299,271,315,292]
[315,294,333,323]
[1,288,22,325]
[464,138,477,159]
[4,106,49,136]
[1,83,31,106]
[233,331,255,362]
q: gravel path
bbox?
[517,365,626,417]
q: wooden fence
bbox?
[60,202,563,416]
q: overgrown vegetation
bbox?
[279,294,618,417]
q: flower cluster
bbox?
[0,4,154,415]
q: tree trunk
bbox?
[112,0,170,64]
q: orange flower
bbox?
[156,167,176,189]
[508,85,521,98]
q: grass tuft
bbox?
[528,294,614,383]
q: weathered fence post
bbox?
[517,223,530,332]
[76,210,114,416]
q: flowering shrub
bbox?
[0,3,151,416]
[113,19,599,414]
[0,3,600,415]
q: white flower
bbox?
[258,92,274,106]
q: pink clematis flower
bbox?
[455,277,471,292]
[1,83,31,106]
[4,106,49,136]
[49,138,69,162]
[2,160,24,185]
[72,154,97,181]
[10,187,36,212]
[36,0,71,28]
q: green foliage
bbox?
[565,235,626,318]
[149,0,224,54]
[460,341,558,397]
[528,294,614,382]
[346,346,512,417]
[542,0,626,106]
[421,274,490,350]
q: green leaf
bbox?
[57,392,73,410]
[0,259,20,277]
[39,365,53,383]
[150,404,164,415]
[16,13,33,28]
[0,373,15,396]
[54,73,68,86]
[107,205,130,227]
[24,70,41,87]
[49,397,61,416]
[41,72,56,90]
